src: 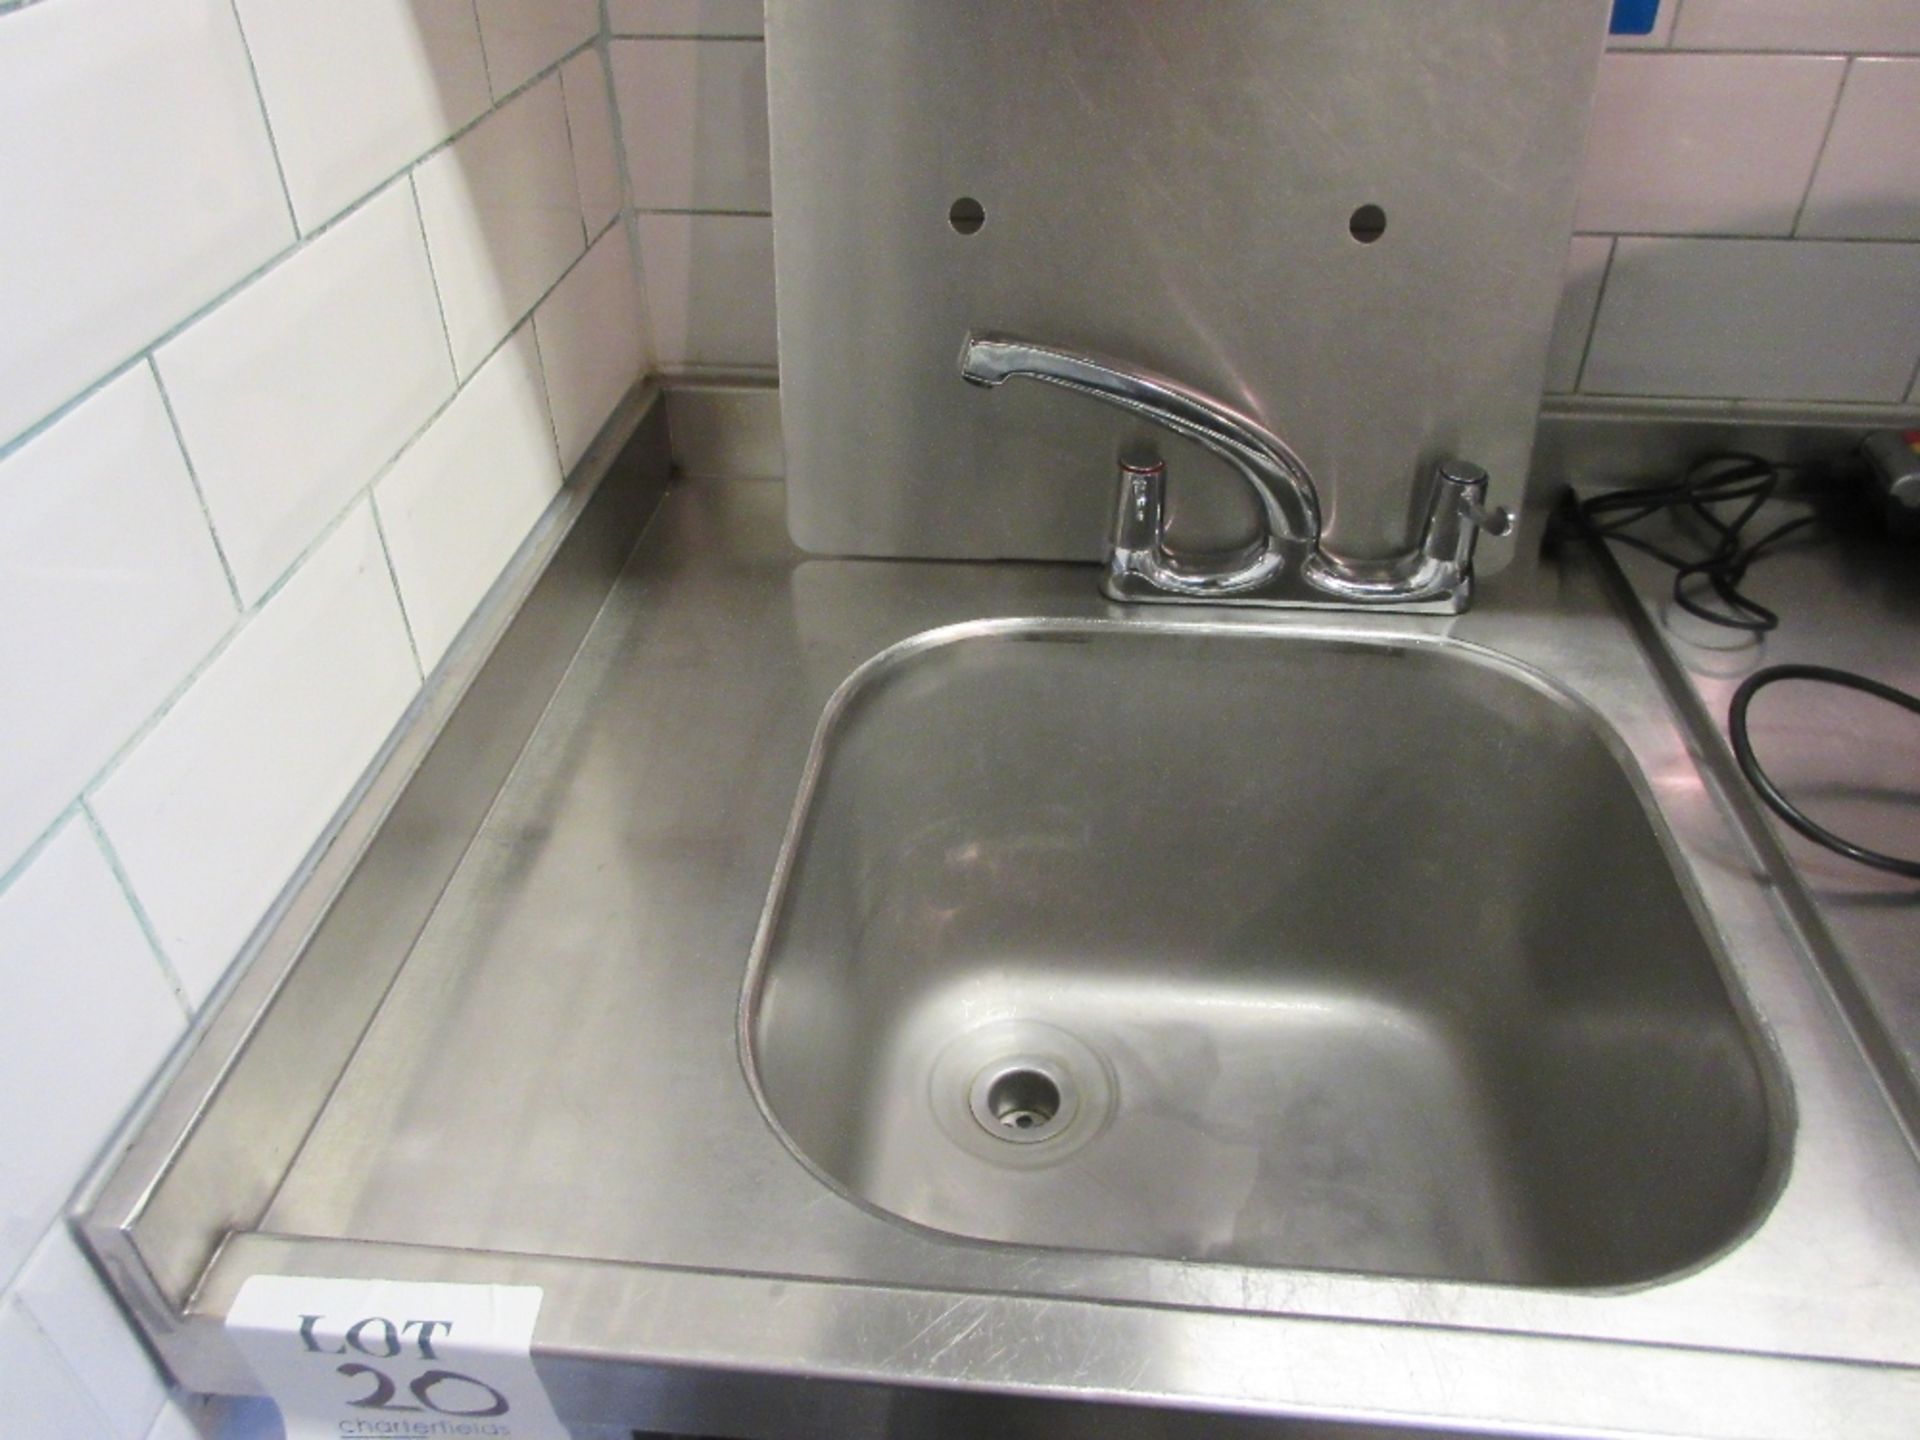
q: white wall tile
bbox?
[0,821,184,1284]
[1800,61,1920,241]
[234,0,492,232]
[474,0,598,100]
[534,228,651,470]
[155,183,455,605]
[634,214,777,369]
[0,1299,112,1440]
[608,0,764,39]
[0,371,235,874]
[1544,237,1615,393]
[1576,53,1845,236]
[0,0,291,447]
[91,507,420,1004]
[14,1230,165,1440]
[415,76,588,377]
[1675,0,1920,54]
[1583,237,1920,402]
[614,40,771,212]
[561,50,625,238]
[375,330,563,670]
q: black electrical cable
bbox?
[1563,452,1838,633]
[1729,665,1920,880]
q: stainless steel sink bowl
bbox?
[745,621,1777,1288]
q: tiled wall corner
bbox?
[535,225,654,469]
[0,2,652,1434]
[610,24,774,372]
[1549,1,1920,405]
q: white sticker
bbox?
[227,1276,570,1440]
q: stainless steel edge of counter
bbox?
[78,394,1920,1438]
[1599,513,1920,1138]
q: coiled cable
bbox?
[1564,452,1836,633]
[1729,664,1920,880]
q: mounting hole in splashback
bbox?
[1349,204,1388,243]
[949,197,986,235]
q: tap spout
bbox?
[960,334,1321,546]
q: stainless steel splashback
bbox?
[768,0,1608,572]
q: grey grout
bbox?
[367,499,428,681]
[468,0,497,101]
[553,53,593,254]
[1576,229,1920,246]
[1790,58,1852,238]
[633,207,773,218]
[600,0,661,362]
[0,39,599,466]
[524,315,572,479]
[0,36,623,904]
[223,0,302,237]
[147,359,245,612]
[78,802,196,1020]
[0,1287,126,1436]
[1571,237,1619,395]
[408,172,463,383]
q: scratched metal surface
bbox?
[1607,511,1920,1129]
[221,481,1920,1430]
[82,468,1920,1434]
[770,1,1610,572]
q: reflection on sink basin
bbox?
[743,622,1779,1288]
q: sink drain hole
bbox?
[968,1057,1078,1145]
[987,1069,1060,1131]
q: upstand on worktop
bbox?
[77,390,1920,1438]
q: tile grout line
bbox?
[634,206,774,218]
[78,804,195,1019]
[366,500,427,681]
[1574,228,1920,246]
[56,479,407,914]
[223,0,303,237]
[468,0,497,101]
[409,173,464,382]
[1571,237,1620,395]
[1663,0,1687,46]
[0,44,593,466]
[523,318,572,479]
[601,12,662,367]
[611,32,765,43]
[553,53,593,254]
[0,806,74,899]
[147,360,245,611]
[1789,57,1852,238]
[3,41,614,853]
[0,1289,130,1437]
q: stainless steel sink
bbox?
[745,621,1778,1288]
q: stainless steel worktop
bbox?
[1605,514,1920,1129]
[81,396,1920,1438]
